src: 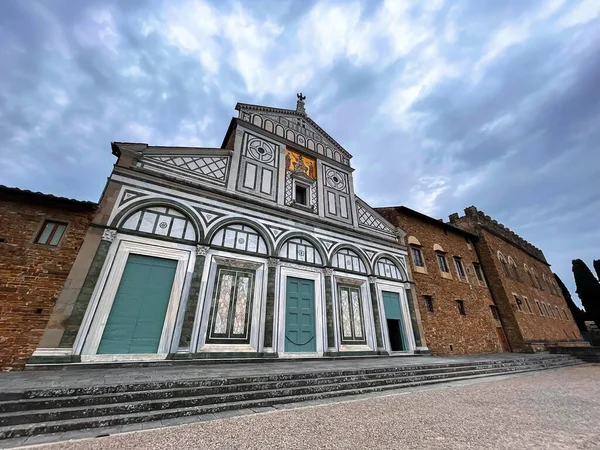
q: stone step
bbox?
[1,358,566,413]
[0,359,581,440]
[0,354,576,402]
[0,363,511,413]
[0,359,580,430]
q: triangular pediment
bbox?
[236,103,352,166]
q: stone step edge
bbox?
[0,361,583,440]
[0,360,561,407]
[0,361,582,429]
[0,355,577,401]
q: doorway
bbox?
[382,290,407,352]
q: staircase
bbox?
[0,354,582,441]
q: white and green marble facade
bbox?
[33,101,428,363]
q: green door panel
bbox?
[97,254,178,354]
[382,291,401,319]
[285,277,316,352]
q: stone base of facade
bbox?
[526,339,590,352]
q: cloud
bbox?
[0,0,598,304]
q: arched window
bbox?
[498,252,510,278]
[375,257,406,281]
[211,223,268,255]
[530,267,540,289]
[278,237,323,265]
[121,205,196,241]
[508,257,521,281]
[332,248,367,274]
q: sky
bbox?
[1,0,599,304]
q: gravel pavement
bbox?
[24,365,600,450]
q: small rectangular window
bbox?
[472,262,484,282]
[456,300,466,316]
[437,254,449,273]
[295,184,307,205]
[536,300,543,316]
[454,257,466,279]
[411,247,424,267]
[490,305,499,320]
[513,294,523,312]
[523,297,533,314]
[35,221,67,246]
[424,295,434,313]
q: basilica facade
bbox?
[31,97,428,364]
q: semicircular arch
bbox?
[111,198,203,242]
[328,243,370,274]
[372,253,408,280]
[275,232,327,266]
[206,217,274,256]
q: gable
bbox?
[236,103,352,166]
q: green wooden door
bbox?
[382,291,406,351]
[285,277,316,352]
[97,254,178,354]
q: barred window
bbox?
[332,248,367,274]
[121,206,196,241]
[211,224,267,254]
[279,237,322,265]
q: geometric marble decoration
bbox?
[196,208,225,226]
[321,239,335,251]
[357,201,394,234]
[266,225,287,240]
[363,249,376,261]
[338,285,366,344]
[119,189,146,206]
[142,155,229,184]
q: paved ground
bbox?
[0,353,558,392]
[19,365,600,450]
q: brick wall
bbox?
[450,207,583,350]
[0,190,95,370]
[477,229,582,345]
[377,207,503,355]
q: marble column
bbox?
[59,229,117,348]
[177,245,209,349]
[263,258,279,350]
[324,267,335,349]
[368,276,384,349]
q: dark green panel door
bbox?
[285,277,316,352]
[382,291,401,319]
[382,290,406,351]
[97,254,178,354]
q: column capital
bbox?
[101,229,117,242]
[268,258,280,268]
[323,267,334,276]
[196,245,210,256]
[368,276,378,284]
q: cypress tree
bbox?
[594,259,600,282]
[572,259,600,329]
[554,273,587,333]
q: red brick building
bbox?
[0,186,96,370]
[449,206,583,351]
[377,206,506,355]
